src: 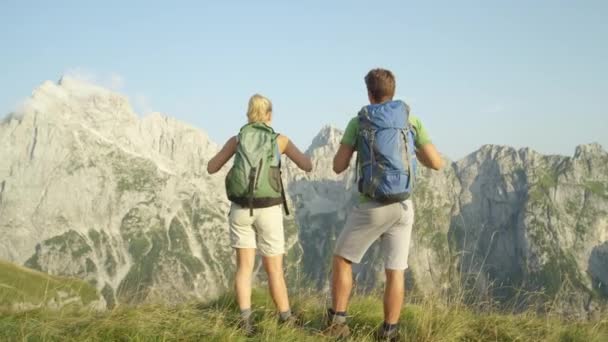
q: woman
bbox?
[207,94,312,335]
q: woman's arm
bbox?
[278,135,312,172]
[207,136,238,174]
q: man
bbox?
[326,68,444,340]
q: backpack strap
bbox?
[401,105,414,190]
[279,171,289,216]
[354,153,359,184]
[275,134,290,216]
[354,106,370,184]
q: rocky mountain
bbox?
[1,78,606,317]
[0,78,280,306]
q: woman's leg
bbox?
[235,248,256,311]
[262,254,290,313]
[254,205,290,314]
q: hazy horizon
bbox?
[1,1,607,159]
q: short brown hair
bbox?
[364,68,396,103]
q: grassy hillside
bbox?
[0,260,99,308]
[1,287,607,342]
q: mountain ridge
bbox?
[1,78,606,318]
[5,77,603,162]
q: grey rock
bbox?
[1,79,606,317]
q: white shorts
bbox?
[229,203,285,256]
[334,200,414,270]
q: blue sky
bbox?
[1,0,607,159]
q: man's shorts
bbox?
[229,203,285,256]
[334,200,414,270]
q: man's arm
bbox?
[416,143,444,171]
[333,144,355,174]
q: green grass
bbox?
[1,287,606,341]
[0,260,99,308]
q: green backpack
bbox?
[225,123,289,215]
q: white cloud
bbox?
[108,72,125,90]
[3,68,153,119]
[133,93,154,114]
[63,67,97,83]
[3,97,30,120]
[62,67,155,115]
[13,97,29,112]
[63,67,125,91]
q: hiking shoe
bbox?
[237,318,257,337]
[278,313,305,327]
[374,324,401,342]
[323,322,351,339]
[323,309,351,338]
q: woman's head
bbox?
[247,94,273,123]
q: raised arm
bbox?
[207,136,238,174]
[333,144,355,174]
[278,135,312,172]
[416,143,444,171]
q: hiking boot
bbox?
[374,324,401,342]
[237,318,257,337]
[323,322,351,339]
[323,309,351,338]
[278,312,305,327]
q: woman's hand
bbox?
[279,135,312,172]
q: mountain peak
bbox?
[18,77,136,125]
[57,76,115,96]
[463,144,519,162]
[574,143,607,159]
[307,125,343,153]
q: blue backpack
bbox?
[356,100,417,203]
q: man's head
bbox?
[364,68,396,104]
[247,94,273,124]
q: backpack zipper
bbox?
[248,166,257,216]
[254,159,263,190]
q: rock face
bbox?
[1,79,606,316]
[450,145,608,316]
[0,78,297,306]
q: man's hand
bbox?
[416,143,444,170]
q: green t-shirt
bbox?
[341,115,432,148]
[341,114,432,202]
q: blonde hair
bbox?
[247,94,272,123]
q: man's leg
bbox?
[330,201,401,321]
[235,248,256,312]
[262,254,290,313]
[323,255,353,338]
[331,255,353,313]
[384,269,405,324]
[377,200,414,338]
